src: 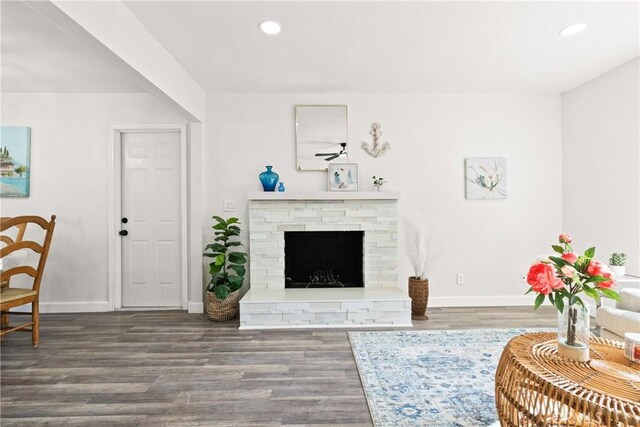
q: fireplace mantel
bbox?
[247,191,400,201]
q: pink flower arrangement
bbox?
[526,233,619,311]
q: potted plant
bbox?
[525,233,619,361]
[203,216,247,321]
[405,219,430,320]
[372,176,387,191]
[609,252,627,278]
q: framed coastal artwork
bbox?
[328,163,358,192]
[465,157,506,199]
[0,127,31,197]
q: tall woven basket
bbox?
[408,276,429,320]
[206,290,240,321]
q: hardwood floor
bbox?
[0,307,556,426]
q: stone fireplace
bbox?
[239,192,411,329]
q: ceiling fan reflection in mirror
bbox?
[315,142,347,161]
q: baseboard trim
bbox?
[37,301,111,313]
[117,306,183,312]
[429,295,533,307]
[188,301,204,314]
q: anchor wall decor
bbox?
[361,122,391,158]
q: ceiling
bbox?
[123,1,639,93]
[1,1,144,93]
[2,1,638,94]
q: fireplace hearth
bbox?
[284,231,364,289]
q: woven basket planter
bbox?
[408,276,429,320]
[205,290,240,321]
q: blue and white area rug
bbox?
[349,328,543,427]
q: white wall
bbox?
[205,93,563,306]
[0,93,200,312]
[563,58,640,276]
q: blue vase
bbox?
[259,165,279,191]
[278,182,285,192]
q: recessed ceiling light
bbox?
[259,21,281,35]
[559,22,587,36]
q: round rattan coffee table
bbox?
[495,332,640,426]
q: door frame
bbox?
[108,124,188,310]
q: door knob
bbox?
[119,230,128,236]
[121,217,128,224]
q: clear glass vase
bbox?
[557,304,590,362]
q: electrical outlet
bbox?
[223,199,236,212]
[456,273,464,285]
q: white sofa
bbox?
[596,288,640,342]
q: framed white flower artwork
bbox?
[465,158,506,199]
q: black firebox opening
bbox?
[284,231,364,289]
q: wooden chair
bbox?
[1,216,56,346]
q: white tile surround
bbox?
[240,192,411,329]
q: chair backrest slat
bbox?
[1,216,50,232]
[1,241,44,257]
[2,266,38,280]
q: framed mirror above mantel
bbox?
[295,105,348,171]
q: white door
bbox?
[121,131,182,307]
